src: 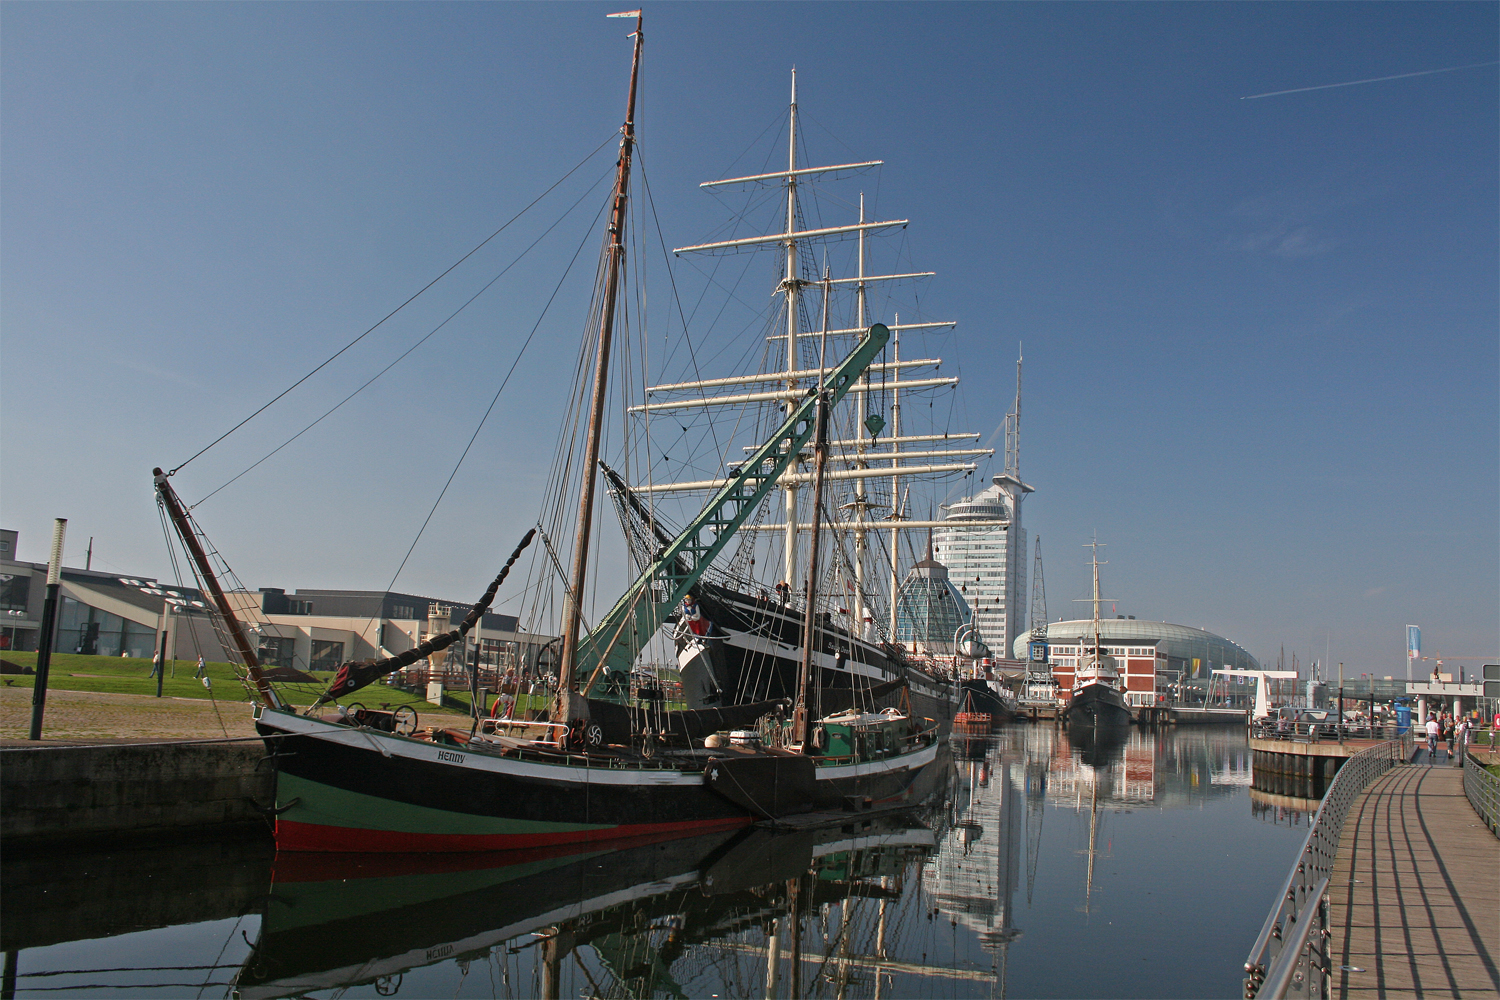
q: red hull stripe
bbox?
[276,814,753,853]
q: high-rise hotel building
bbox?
[932,473,1033,659]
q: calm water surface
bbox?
[3,726,1320,999]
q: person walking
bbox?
[1425,714,1440,762]
[1444,715,1457,760]
[148,649,162,680]
[194,654,207,679]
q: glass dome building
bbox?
[895,553,972,655]
[1013,618,1259,684]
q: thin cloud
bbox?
[1242,61,1498,100]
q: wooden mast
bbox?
[794,275,833,750]
[555,11,643,724]
[152,468,282,709]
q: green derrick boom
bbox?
[575,323,891,697]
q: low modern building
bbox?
[1014,618,1260,710]
[2,528,221,658]
[228,587,556,680]
[1,527,555,680]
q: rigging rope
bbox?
[169,129,620,476]
[192,165,615,508]
[377,192,611,596]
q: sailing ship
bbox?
[152,13,937,853]
[620,73,1012,731]
[1064,540,1133,728]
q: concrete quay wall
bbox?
[0,739,274,846]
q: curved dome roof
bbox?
[1013,618,1259,672]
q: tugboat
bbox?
[1064,541,1132,729]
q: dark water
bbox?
[1,726,1316,999]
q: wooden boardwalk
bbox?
[1329,759,1500,999]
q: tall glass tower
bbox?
[933,473,1032,658]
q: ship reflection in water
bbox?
[4,728,1312,999]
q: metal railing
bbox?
[1243,732,1412,999]
[1462,746,1500,838]
[1250,720,1409,743]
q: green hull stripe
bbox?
[278,772,610,837]
[268,853,610,933]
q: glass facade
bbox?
[934,474,1031,660]
[894,559,971,654]
[55,596,158,658]
[309,639,345,671]
[0,574,30,612]
[258,636,296,670]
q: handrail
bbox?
[1258,877,1330,1000]
[1462,746,1500,837]
[1250,720,1411,743]
[1243,733,1411,999]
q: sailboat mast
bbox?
[852,194,868,632]
[1090,538,1102,652]
[781,70,802,595]
[152,468,281,709]
[887,321,903,638]
[557,13,643,691]
[795,277,833,748]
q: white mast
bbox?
[782,69,801,595]
[887,318,903,638]
[852,194,869,632]
[652,81,1013,646]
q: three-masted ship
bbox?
[621,73,1010,729]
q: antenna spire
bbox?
[1004,344,1022,478]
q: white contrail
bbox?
[1241,60,1498,100]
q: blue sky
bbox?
[3,2,1495,676]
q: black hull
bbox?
[680,582,957,727]
[959,680,1015,724]
[255,709,937,851]
[1065,682,1133,728]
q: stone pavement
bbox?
[0,686,259,741]
[0,686,470,742]
[1329,761,1500,999]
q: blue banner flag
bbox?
[1406,625,1421,659]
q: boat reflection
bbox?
[235,804,946,999]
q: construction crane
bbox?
[1028,537,1047,646]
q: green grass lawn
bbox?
[1,651,686,718]
[2,651,441,715]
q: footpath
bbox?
[1328,756,1500,999]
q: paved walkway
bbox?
[1329,760,1500,999]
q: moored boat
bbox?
[151,13,937,855]
[1063,540,1133,729]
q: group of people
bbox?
[1423,710,1476,761]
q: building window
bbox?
[0,574,29,612]
[287,599,313,615]
[310,639,345,671]
[258,636,296,670]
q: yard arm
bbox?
[573,323,891,698]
